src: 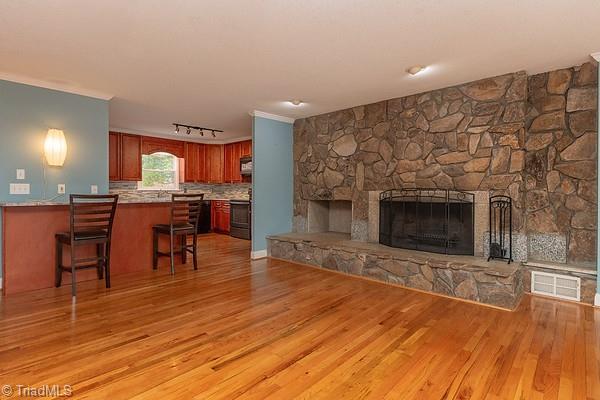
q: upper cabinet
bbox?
[108,132,121,181]
[109,132,250,184]
[109,132,142,181]
[142,136,184,158]
[184,142,199,183]
[224,140,251,183]
[206,144,224,184]
[120,134,143,181]
[241,140,252,157]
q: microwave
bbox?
[240,156,252,176]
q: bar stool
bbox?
[55,194,119,297]
[152,193,204,274]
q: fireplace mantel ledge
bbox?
[268,232,519,279]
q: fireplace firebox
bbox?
[379,189,474,255]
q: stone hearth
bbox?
[268,232,523,310]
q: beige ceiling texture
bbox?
[1,0,598,142]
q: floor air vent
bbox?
[531,271,580,301]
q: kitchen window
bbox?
[138,152,179,190]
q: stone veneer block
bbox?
[351,220,368,241]
[473,191,489,257]
[367,191,382,243]
[268,232,524,310]
[293,215,307,233]
[527,234,567,263]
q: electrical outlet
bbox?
[57,184,66,194]
[9,183,30,195]
[16,169,25,180]
[91,185,98,194]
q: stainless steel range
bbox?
[230,196,251,240]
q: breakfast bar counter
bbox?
[1,200,177,295]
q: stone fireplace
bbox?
[274,61,598,307]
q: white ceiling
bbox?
[1,0,599,142]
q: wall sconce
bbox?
[44,129,67,166]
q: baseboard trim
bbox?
[595,293,600,307]
[251,250,268,260]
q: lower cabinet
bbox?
[211,200,230,234]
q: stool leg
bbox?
[71,245,77,297]
[152,229,158,270]
[193,233,198,270]
[169,231,175,275]
[181,234,187,264]
[96,244,104,280]
[55,238,63,287]
[105,242,111,289]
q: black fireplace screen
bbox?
[379,189,475,255]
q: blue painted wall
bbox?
[0,80,109,282]
[0,80,109,201]
[251,116,293,253]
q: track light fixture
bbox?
[172,123,223,138]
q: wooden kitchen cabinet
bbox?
[206,144,224,183]
[108,132,121,181]
[198,144,207,183]
[142,136,184,158]
[184,142,199,182]
[224,141,248,183]
[240,140,252,157]
[183,142,209,183]
[109,132,250,185]
[109,132,142,181]
[224,143,233,183]
[211,200,230,233]
[120,133,143,181]
[221,201,230,233]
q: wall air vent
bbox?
[531,271,580,301]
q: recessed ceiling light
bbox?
[289,99,303,106]
[407,65,427,76]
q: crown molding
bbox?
[250,110,295,124]
[0,72,113,100]
[591,52,600,62]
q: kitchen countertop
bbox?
[1,196,249,207]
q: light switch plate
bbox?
[10,183,30,195]
[16,169,25,180]
[57,184,66,194]
[91,185,98,194]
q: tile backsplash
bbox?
[109,181,251,201]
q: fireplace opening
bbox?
[379,189,474,255]
[307,200,352,234]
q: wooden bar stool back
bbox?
[55,194,119,297]
[152,193,204,274]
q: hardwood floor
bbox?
[1,233,599,399]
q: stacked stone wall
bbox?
[293,62,598,263]
[525,63,598,263]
